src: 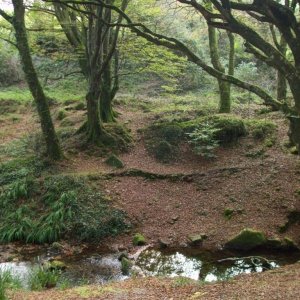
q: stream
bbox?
[0,248,299,288]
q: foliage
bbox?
[0,270,22,300]
[246,119,277,140]
[29,266,60,291]
[0,175,128,244]
[186,122,220,158]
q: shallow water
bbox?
[0,249,299,287]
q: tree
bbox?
[208,24,235,113]
[53,0,128,143]
[0,0,62,160]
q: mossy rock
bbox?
[153,140,173,161]
[45,260,66,271]
[105,154,124,169]
[133,233,146,246]
[225,228,267,250]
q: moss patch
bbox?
[133,233,146,246]
[225,228,267,250]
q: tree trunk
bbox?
[100,62,115,123]
[208,25,231,113]
[12,0,62,160]
[277,71,287,101]
[86,78,104,143]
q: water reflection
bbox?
[136,250,279,282]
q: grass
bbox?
[29,266,61,291]
[0,78,86,104]
[0,171,128,244]
[0,270,22,300]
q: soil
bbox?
[1,98,300,299]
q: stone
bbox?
[225,228,267,251]
[105,154,124,169]
[188,234,207,245]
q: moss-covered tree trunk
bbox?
[208,25,234,113]
[11,0,62,160]
[100,62,115,123]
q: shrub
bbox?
[186,122,219,158]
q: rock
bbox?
[51,242,64,250]
[225,228,267,251]
[121,257,133,275]
[45,260,66,271]
[188,234,207,246]
[158,239,169,249]
[133,233,146,246]
[105,154,124,169]
[266,238,282,249]
[281,237,299,250]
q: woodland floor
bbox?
[1,95,300,299]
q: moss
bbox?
[225,228,267,250]
[105,154,124,169]
[133,233,146,246]
[57,109,67,121]
[181,114,247,144]
[224,208,234,220]
[246,119,276,140]
[45,260,66,271]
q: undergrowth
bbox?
[0,170,128,244]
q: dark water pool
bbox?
[0,248,299,287]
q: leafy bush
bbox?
[186,122,219,158]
